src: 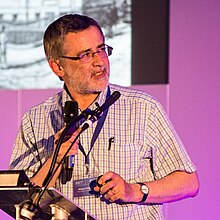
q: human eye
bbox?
[79,51,90,59]
[98,46,106,55]
[100,45,106,52]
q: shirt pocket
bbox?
[103,142,143,181]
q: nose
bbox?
[92,52,106,66]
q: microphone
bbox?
[64,101,78,124]
[63,101,78,182]
[81,91,121,130]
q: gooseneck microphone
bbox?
[44,91,121,188]
[43,90,121,188]
[81,91,121,130]
[63,101,78,182]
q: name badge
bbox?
[73,177,100,197]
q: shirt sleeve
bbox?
[9,111,45,179]
[146,100,197,180]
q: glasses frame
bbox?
[60,44,113,63]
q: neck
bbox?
[71,92,99,110]
[64,85,99,110]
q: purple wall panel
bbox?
[0,90,18,170]
[131,85,169,112]
[0,90,18,219]
[169,0,220,219]
[19,89,61,116]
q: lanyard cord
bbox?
[78,86,111,167]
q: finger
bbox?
[97,171,116,186]
[104,189,115,200]
[56,127,65,137]
[65,127,81,143]
[54,127,66,145]
[100,180,115,194]
[110,188,125,202]
[93,185,100,192]
[68,136,79,145]
[105,188,122,202]
[109,194,121,203]
[67,149,78,156]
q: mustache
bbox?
[92,65,109,74]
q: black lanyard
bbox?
[78,87,110,174]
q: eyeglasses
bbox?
[60,44,113,63]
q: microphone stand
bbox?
[18,130,83,220]
[63,101,78,183]
[18,111,89,220]
[18,91,121,219]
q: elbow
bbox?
[189,172,200,198]
[190,183,199,198]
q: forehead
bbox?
[62,26,104,52]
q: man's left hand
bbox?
[94,171,142,203]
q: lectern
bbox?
[0,187,96,220]
[0,170,96,220]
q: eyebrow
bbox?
[77,43,105,55]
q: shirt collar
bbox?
[61,84,72,107]
[62,84,109,111]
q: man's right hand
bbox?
[53,127,80,164]
[30,128,80,187]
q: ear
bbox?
[49,59,65,78]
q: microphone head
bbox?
[81,91,121,131]
[64,101,78,124]
[100,91,121,112]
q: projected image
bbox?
[0,0,131,89]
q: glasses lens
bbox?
[106,45,113,56]
[79,52,91,63]
[74,45,113,63]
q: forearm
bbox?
[134,171,200,204]
[30,156,62,187]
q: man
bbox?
[10,14,199,219]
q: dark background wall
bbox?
[132,0,169,84]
